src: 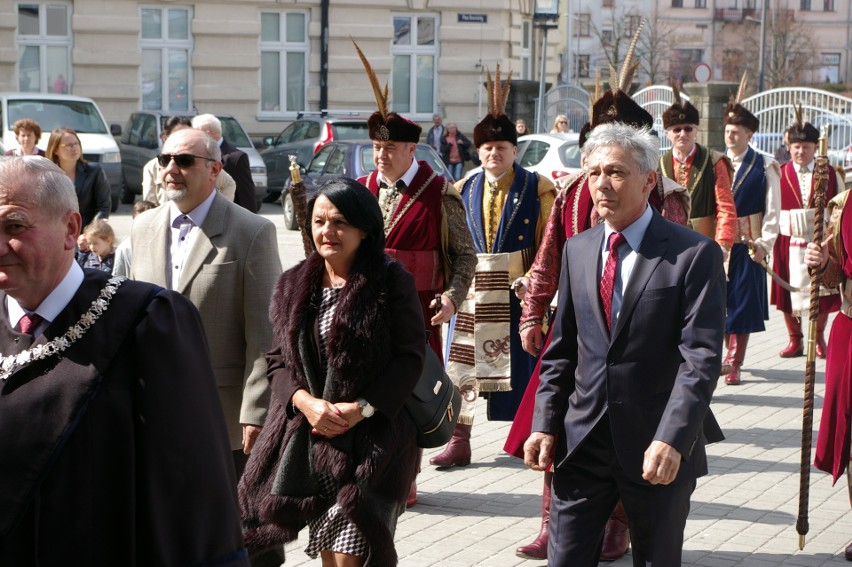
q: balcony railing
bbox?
[714,8,794,21]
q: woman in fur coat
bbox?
[240,178,425,566]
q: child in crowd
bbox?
[78,220,116,274]
[75,234,90,266]
[112,200,156,277]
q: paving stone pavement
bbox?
[275,310,852,567]
[108,205,852,566]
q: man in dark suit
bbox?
[193,113,257,212]
[524,122,725,566]
[0,156,248,566]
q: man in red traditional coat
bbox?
[354,43,477,507]
[773,112,841,359]
[659,87,737,263]
[806,190,852,561]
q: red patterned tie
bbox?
[18,313,43,337]
[600,232,626,332]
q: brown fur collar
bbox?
[240,253,418,565]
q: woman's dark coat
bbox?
[240,253,424,566]
[74,160,111,227]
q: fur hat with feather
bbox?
[473,65,517,147]
[353,40,422,143]
[723,71,759,133]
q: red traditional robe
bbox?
[815,192,852,482]
[770,161,840,314]
[360,161,446,358]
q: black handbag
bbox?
[405,342,462,449]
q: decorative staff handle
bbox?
[288,155,313,257]
[797,124,830,549]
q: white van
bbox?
[0,93,122,211]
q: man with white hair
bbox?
[0,156,249,565]
[525,123,725,565]
[192,113,257,212]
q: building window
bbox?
[672,0,684,7]
[601,29,613,46]
[800,0,811,10]
[260,11,308,114]
[576,13,591,37]
[695,0,707,7]
[670,49,704,83]
[16,3,71,93]
[391,14,438,116]
[140,6,192,112]
[520,20,532,80]
[626,16,642,37]
[576,54,590,78]
[603,0,614,7]
[824,0,834,10]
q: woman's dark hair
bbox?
[163,115,194,138]
[307,177,385,265]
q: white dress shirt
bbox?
[168,191,216,290]
[6,262,84,338]
[600,204,653,329]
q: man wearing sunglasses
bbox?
[130,128,282,480]
[660,91,737,264]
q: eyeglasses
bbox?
[59,142,80,149]
[157,153,215,168]
[671,126,695,134]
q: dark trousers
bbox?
[548,415,696,567]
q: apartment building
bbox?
[555,0,852,88]
[0,0,563,136]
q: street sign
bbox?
[458,14,487,23]
[693,63,712,83]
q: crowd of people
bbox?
[2,49,852,567]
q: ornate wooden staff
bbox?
[797,124,830,550]
[288,155,313,257]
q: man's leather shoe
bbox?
[515,472,552,560]
[600,501,630,562]
[845,540,852,561]
[724,366,741,385]
[430,423,472,468]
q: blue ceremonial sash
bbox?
[461,163,540,253]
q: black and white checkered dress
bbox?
[304,286,370,559]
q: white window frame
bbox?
[258,10,309,118]
[390,12,440,120]
[520,19,532,81]
[139,5,193,113]
[15,2,72,94]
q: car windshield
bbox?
[559,143,582,168]
[332,122,369,141]
[7,99,108,134]
[219,117,253,147]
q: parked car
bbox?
[812,113,852,168]
[280,140,452,230]
[116,110,268,208]
[465,133,582,181]
[749,132,785,157]
[261,113,369,201]
[0,92,122,211]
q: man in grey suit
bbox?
[131,128,282,477]
[524,123,725,566]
